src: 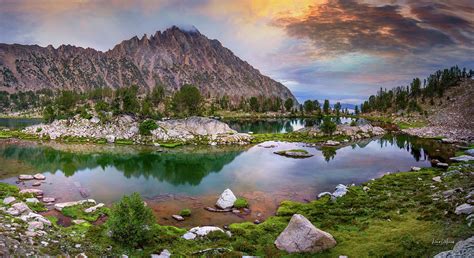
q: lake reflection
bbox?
[225,117,366,134]
[0,134,454,206]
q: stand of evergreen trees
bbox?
[360,66,473,114]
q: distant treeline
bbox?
[1,81,349,122]
[360,66,473,114]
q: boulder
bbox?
[25,198,40,204]
[332,184,348,198]
[216,189,237,209]
[434,236,474,258]
[12,202,31,214]
[106,135,116,143]
[20,212,51,226]
[172,215,184,221]
[324,140,340,146]
[19,189,44,196]
[275,214,336,253]
[33,173,46,180]
[54,199,96,211]
[450,155,474,162]
[84,203,104,213]
[3,196,16,205]
[43,197,56,203]
[317,192,332,199]
[27,221,44,232]
[151,249,171,258]
[18,174,34,180]
[182,226,225,240]
[455,203,473,215]
[90,117,100,124]
[465,149,474,156]
[436,162,449,168]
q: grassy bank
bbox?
[1,161,472,256]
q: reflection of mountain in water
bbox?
[0,146,242,186]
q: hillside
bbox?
[0,26,295,103]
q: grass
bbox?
[1,160,473,256]
[179,208,191,217]
[61,202,110,222]
[251,132,349,144]
[115,139,134,145]
[397,120,427,129]
[0,182,19,198]
[234,198,249,209]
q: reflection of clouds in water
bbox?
[0,135,454,204]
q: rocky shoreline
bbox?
[23,116,252,146]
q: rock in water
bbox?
[216,189,237,209]
[18,174,34,180]
[275,214,336,253]
[33,173,46,180]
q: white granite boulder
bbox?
[216,189,237,209]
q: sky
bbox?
[1,0,473,104]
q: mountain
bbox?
[0,26,296,103]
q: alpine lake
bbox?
[0,117,456,227]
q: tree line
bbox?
[359,66,473,114]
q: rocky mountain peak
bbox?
[0,25,296,103]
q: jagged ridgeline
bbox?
[360,66,473,113]
[0,26,295,103]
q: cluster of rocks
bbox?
[298,124,385,141]
[23,115,252,146]
[403,127,474,143]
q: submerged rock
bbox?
[274,150,313,159]
[275,214,336,253]
[216,189,237,209]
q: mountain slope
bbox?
[0,26,295,103]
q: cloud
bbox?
[274,0,473,57]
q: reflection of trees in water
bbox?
[378,134,455,162]
[322,148,337,162]
[0,146,242,186]
[322,134,454,163]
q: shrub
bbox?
[107,193,156,248]
[139,119,158,136]
[36,127,42,133]
[350,120,357,126]
[320,117,337,135]
[179,208,191,217]
[234,197,249,208]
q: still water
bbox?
[0,134,453,226]
[0,118,43,129]
[225,117,366,134]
